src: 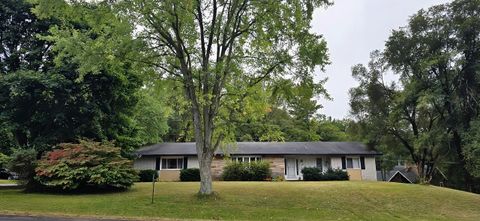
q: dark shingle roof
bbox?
[136,142,381,156]
[377,165,418,183]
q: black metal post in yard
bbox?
[151,174,156,204]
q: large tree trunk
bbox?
[182,63,216,195]
[14,129,28,147]
[191,102,216,195]
[198,151,213,195]
[416,161,426,184]
[452,131,474,192]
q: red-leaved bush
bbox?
[35,140,137,191]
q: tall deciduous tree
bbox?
[117,0,331,195]
[0,0,55,74]
[0,0,55,150]
[350,51,447,183]
[1,0,150,154]
[384,0,480,190]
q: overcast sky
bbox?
[311,0,452,119]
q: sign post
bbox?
[151,173,156,204]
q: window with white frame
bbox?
[346,157,360,169]
[232,156,261,163]
[161,157,184,170]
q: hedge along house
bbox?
[134,142,382,181]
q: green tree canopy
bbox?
[350,0,480,191]
[349,51,447,183]
[0,0,161,154]
[113,0,331,194]
[384,0,480,191]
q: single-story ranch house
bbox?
[134,142,382,181]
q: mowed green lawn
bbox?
[0,179,16,184]
[0,182,479,221]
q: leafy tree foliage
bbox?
[133,85,170,145]
[350,51,447,183]
[160,80,196,142]
[235,108,349,142]
[350,0,480,191]
[0,0,158,155]
[316,117,350,141]
[384,0,480,191]
[0,153,10,169]
[8,148,38,188]
[35,140,137,191]
[0,0,56,151]
[0,0,55,74]
[462,120,480,178]
[109,0,331,194]
[233,74,332,142]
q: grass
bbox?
[0,179,16,184]
[0,181,479,221]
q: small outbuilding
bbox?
[377,165,418,183]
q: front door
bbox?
[285,158,297,180]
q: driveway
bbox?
[0,215,126,221]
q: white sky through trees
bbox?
[311,0,452,119]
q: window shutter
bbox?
[316,158,323,171]
[360,157,365,170]
[155,157,160,170]
[341,157,346,169]
[184,157,188,169]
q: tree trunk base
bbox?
[196,191,219,199]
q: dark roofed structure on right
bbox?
[377,165,418,184]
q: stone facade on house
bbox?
[159,170,181,181]
[211,156,226,180]
[263,155,285,178]
[346,169,362,181]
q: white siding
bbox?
[133,156,156,170]
[298,157,316,169]
[330,157,343,169]
[361,157,377,181]
[298,157,316,175]
[187,156,199,168]
[286,156,330,180]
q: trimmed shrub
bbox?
[222,162,245,181]
[35,140,137,191]
[138,169,158,182]
[301,167,349,181]
[302,167,322,181]
[180,168,200,181]
[322,168,349,180]
[222,161,271,181]
[248,161,271,181]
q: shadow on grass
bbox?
[0,185,23,190]
[18,184,134,196]
[195,191,222,202]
